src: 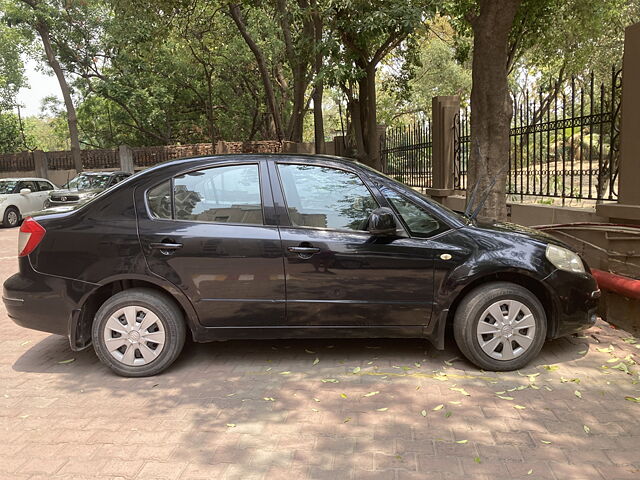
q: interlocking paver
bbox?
[0,227,639,479]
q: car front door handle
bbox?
[287,246,321,254]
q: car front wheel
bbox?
[453,281,547,371]
[92,288,186,377]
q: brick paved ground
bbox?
[0,227,639,480]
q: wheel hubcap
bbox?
[103,306,166,366]
[7,211,17,225]
[476,300,536,361]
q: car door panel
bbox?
[15,181,37,215]
[137,160,286,328]
[279,227,436,326]
[139,222,285,327]
[271,161,437,327]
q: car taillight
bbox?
[18,217,46,257]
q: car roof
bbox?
[0,177,53,182]
[137,153,363,175]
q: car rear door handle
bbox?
[287,246,320,254]
[150,242,183,255]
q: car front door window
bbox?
[277,164,378,231]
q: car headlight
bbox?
[545,244,585,274]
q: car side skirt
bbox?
[191,325,438,343]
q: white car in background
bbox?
[0,178,56,228]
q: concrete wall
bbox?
[442,195,607,226]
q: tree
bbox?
[3,0,89,170]
[0,20,26,112]
[463,0,522,221]
[325,0,434,170]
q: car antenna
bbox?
[468,163,509,221]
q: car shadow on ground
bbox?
[11,332,593,471]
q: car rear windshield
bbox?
[0,180,18,194]
[64,174,111,190]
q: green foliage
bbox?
[0,111,23,153]
[1,0,637,155]
[0,19,27,110]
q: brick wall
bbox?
[0,140,300,172]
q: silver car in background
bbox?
[45,171,131,208]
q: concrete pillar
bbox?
[33,150,48,179]
[118,144,134,174]
[597,22,640,222]
[425,96,459,202]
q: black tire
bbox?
[3,206,21,228]
[92,288,186,377]
[453,281,547,371]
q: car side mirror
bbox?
[20,188,31,195]
[366,207,397,236]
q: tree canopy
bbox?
[1,0,637,183]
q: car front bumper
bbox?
[544,269,600,338]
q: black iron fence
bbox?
[454,66,622,202]
[380,121,433,188]
[383,65,623,203]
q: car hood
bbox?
[472,219,573,249]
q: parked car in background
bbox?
[3,155,600,377]
[0,178,56,228]
[44,171,131,208]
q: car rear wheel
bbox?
[453,282,547,371]
[92,288,186,377]
[3,206,20,228]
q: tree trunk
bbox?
[313,85,325,153]
[351,67,381,170]
[310,0,325,154]
[467,0,521,221]
[229,4,285,141]
[288,64,307,142]
[364,63,381,170]
[36,21,82,172]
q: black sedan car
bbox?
[3,155,599,377]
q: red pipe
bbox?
[592,269,640,300]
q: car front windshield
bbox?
[0,180,18,194]
[63,174,111,190]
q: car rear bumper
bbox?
[544,269,600,338]
[3,259,96,339]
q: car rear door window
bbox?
[277,164,378,231]
[37,181,53,191]
[173,164,263,225]
[147,181,172,219]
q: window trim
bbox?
[144,162,266,227]
[274,161,382,234]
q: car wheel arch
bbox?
[71,275,200,350]
[443,270,557,339]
